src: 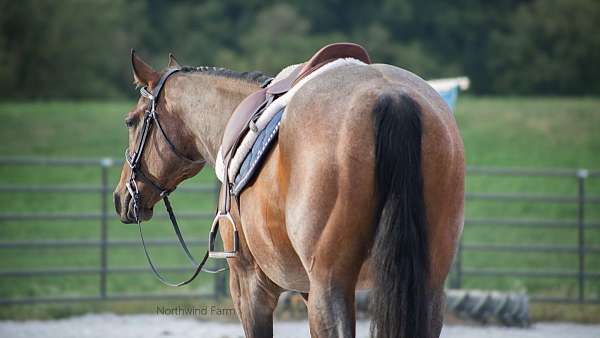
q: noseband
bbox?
[125,67,225,286]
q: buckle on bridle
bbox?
[145,108,156,120]
[140,86,154,101]
[125,177,141,223]
[125,148,137,169]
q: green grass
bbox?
[452,97,600,303]
[0,101,222,309]
[0,97,599,319]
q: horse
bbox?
[113,50,465,338]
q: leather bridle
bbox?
[125,67,226,286]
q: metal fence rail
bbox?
[0,157,598,305]
[0,157,226,305]
[453,166,600,304]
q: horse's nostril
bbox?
[113,192,122,215]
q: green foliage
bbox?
[489,0,600,94]
[0,0,599,98]
[0,0,146,99]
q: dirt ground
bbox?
[1,314,599,338]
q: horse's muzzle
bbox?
[113,189,153,224]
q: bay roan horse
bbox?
[113,51,464,338]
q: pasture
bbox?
[0,97,599,319]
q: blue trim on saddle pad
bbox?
[232,108,285,195]
[437,86,459,111]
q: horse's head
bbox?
[113,51,205,224]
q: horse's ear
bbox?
[131,49,159,87]
[168,53,181,68]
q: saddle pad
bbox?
[231,108,284,195]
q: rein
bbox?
[125,67,226,287]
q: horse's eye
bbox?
[125,117,137,128]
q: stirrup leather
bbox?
[208,212,239,258]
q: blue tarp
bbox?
[437,85,459,111]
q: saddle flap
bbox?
[221,88,268,158]
[266,65,303,95]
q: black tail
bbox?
[370,92,430,338]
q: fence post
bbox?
[214,268,228,299]
[452,239,463,289]
[577,169,588,303]
[99,158,112,299]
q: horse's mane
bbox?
[180,66,272,86]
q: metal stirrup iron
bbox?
[208,183,239,258]
[208,212,239,258]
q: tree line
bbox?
[1,0,599,99]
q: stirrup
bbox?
[208,212,239,258]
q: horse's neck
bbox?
[174,74,260,166]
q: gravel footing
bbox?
[1,314,599,338]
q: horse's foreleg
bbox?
[229,265,282,338]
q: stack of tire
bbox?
[279,289,529,327]
[445,289,529,327]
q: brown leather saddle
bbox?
[208,42,371,258]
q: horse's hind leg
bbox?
[285,163,375,337]
[304,221,370,338]
[429,286,445,337]
[229,264,282,338]
[306,274,359,338]
[301,207,373,338]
